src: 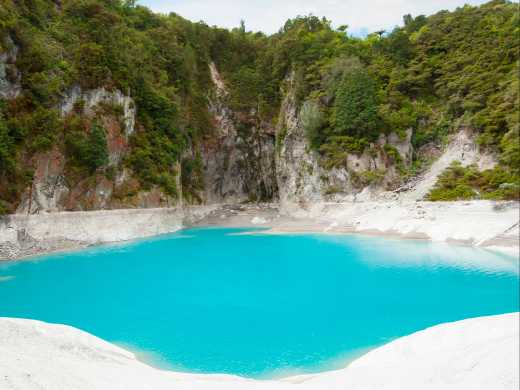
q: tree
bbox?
[301,100,326,149]
[332,69,380,140]
[87,122,109,173]
[0,116,14,175]
[500,128,520,176]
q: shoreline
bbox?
[1,202,518,389]
[1,312,518,389]
[1,200,519,261]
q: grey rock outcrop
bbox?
[202,63,277,204]
[60,86,136,136]
[0,36,21,100]
[275,74,325,209]
[274,73,416,208]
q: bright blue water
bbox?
[0,228,518,378]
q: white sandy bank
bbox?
[0,313,518,390]
[0,206,218,259]
[1,201,518,260]
[276,200,519,255]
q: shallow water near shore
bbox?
[0,227,518,378]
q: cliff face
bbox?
[275,74,326,209]
[0,36,21,100]
[15,86,178,213]
[9,63,279,213]
[274,73,416,210]
[0,60,498,213]
[200,63,277,204]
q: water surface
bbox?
[0,228,518,378]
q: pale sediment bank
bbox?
[0,206,217,260]
[1,200,518,260]
[196,200,519,256]
[276,200,520,256]
[0,313,517,390]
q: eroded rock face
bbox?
[6,63,498,214]
[274,74,416,209]
[400,127,497,201]
[60,86,136,136]
[16,149,69,214]
[0,36,21,100]
[0,208,190,259]
[16,86,179,213]
[202,63,277,204]
[275,74,325,209]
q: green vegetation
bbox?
[0,0,517,211]
[427,161,519,201]
[181,153,204,203]
[63,115,108,177]
[332,68,380,141]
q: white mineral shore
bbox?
[277,200,519,255]
[0,313,517,390]
[1,200,519,260]
[0,206,218,260]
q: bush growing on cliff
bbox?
[332,69,381,141]
[0,114,15,176]
[427,161,519,201]
[64,119,108,175]
[500,127,520,176]
[301,100,326,149]
[88,122,109,172]
[181,153,204,203]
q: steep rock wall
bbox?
[4,62,501,214]
[201,63,277,204]
[0,36,21,100]
[16,87,177,214]
[275,74,325,209]
[275,74,415,210]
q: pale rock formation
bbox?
[0,313,517,390]
[282,200,519,255]
[0,36,21,100]
[0,206,217,260]
[275,73,325,209]
[275,73,416,208]
[400,127,497,201]
[202,63,277,204]
[60,86,136,136]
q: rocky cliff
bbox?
[14,86,179,213]
[275,72,418,210]
[2,59,500,214]
[0,36,21,100]
[5,62,280,213]
[200,63,277,204]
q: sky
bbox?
[138,0,489,36]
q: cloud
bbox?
[139,0,489,35]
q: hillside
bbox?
[0,0,518,214]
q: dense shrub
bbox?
[427,161,519,201]
[64,119,108,175]
[332,69,381,141]
[301,100,326,149]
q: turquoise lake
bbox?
[0,227,518,378]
